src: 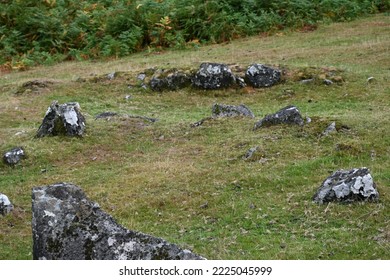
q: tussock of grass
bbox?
[1,15,389,260]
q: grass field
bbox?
[0,14,389,260]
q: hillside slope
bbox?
[0,14,389,259]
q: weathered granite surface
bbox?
[3,147,26,166]
[36,101,86,137]
[254,105,304,129]
[313,168,379,204]
[32,183,205,260]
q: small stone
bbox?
[107,72,116,80]
[0,193,14,216]
[323,79,333,85]
[322,122,337,136]
[137,73,146,81]
[367,77,375,83]
[243,147,259,160]
[212,103,255,118]
[254,105,304,129]
[3,147,26,166]
[95,112,118,120]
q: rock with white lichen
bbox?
[313,168,379,204]
[244,64,281,88]
[32,182,205,260]
[0,193,14,216]
[3,147,26,166]
[192,63,237,89]
[36,101,86,137]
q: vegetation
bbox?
[0,14,389,259]
[1,0,389,69]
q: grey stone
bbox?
[254,105,304,129]
[322,122,337,136]
[323,79,333,85]
[313,168,379,204]
[150,69,192,91]
[3,147,26,166]
[36,101,86,137]
[243,146,259,160]
[192,63,236,89]
[107,72,116,80]
[0,193,14,216]
[212,103,255,118]
[244,64,281,88]
[32,183,204,260]
[137,73,146,81]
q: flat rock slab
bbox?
[0,193,13,216]
[212,103,255,118]
[32,183,204,260]
[36,101,86,137]
[245,64,281,88]
[313,168,379,204]
[254,105,304,129]
[3,147,26,166]
[192,63,236,89]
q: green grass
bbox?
[1,14,389,260]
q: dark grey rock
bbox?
[0,193,13,216]
[192,63,236,89]
[150,69,192,91]
[36,101,86,137]
[244,64,281,88]
[212,103,255,118]
[32,183,204,260]
[313,168,379,204]
[254,105,304,129]
[3,147,26,166]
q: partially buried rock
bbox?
[254,105,304,129]
[313,168,379,204]
[32,182,205,260]
[150,69,192,91]
[245,64,281,88]
[36,101,86,137]
[0,193,14,216]
[3,147,26,166]
[212,103,255,118]
[192,63,236,89]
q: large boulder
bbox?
[212,103,255,118]
[0,193,13,216]
[32,183,205,260]
[245,64,281,88]
[313,168,380,204]
[254,105,304,129]
[3,147,26,166]
[36,101,86,137]
[192,63,236,89]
